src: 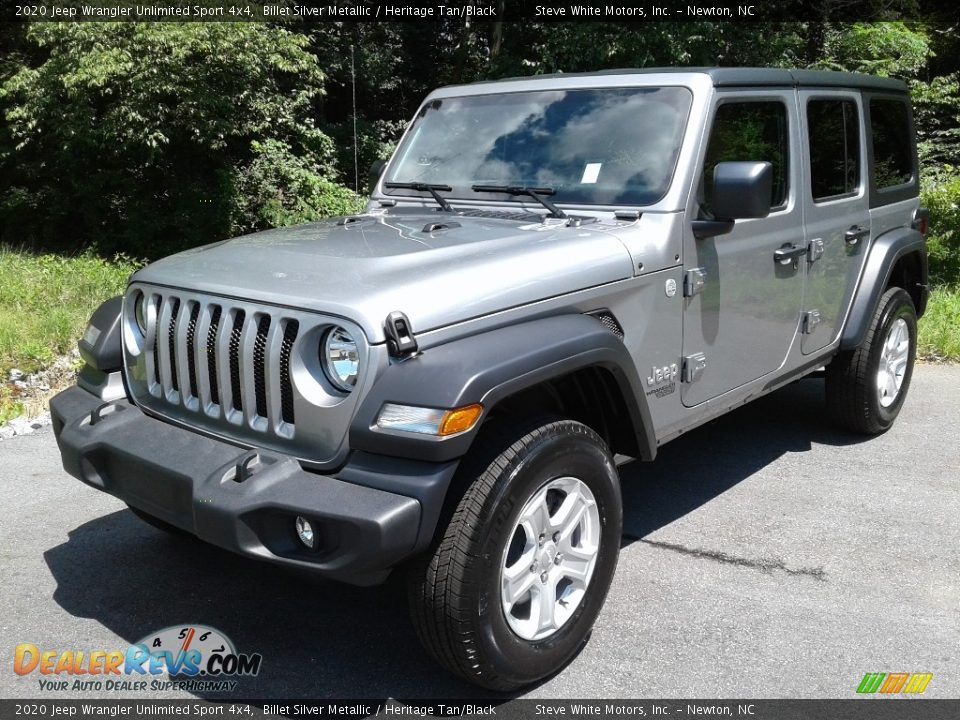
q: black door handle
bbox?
[774,244,807,264]
[845,225,870,245]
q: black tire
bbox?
[407,418,622,690]
[127,505,193,539]
[826,287,917,434]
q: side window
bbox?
[807,99,861,201]
[702,101,789,213]
[870,98,913,188]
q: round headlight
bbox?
[322,326,359,392]
[133,292,147,335]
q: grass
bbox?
[919,285,960,361]
[0,246,140,422]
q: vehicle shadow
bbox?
[43,377,866,702]
[618,376,867,542]
[43,512,490,701]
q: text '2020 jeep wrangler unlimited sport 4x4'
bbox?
[52,68,928,690]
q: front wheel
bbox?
[407,419,622,690]
[826,287,917,434]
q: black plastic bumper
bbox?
[50,386,459,585]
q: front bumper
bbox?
[50,386,458,585]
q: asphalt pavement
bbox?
[1,365,958,701]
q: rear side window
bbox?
[870,99,913,188]
[703,101,789,211]
[807,99,861,201]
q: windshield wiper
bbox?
[471,185,567,219]
[384,182,454,212]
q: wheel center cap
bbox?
[541,542,557,567]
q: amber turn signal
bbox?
[438,404,484,436]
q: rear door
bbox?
[799,90,871,354]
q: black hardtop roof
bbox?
[457,67,908,93]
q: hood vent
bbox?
[422,221,462,233]
[456,209,544,223]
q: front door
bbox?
[681,91,806,407]
[798,90,871,354]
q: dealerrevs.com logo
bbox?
[14,625,262,693]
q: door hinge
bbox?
[802,310,822,335]
[682,352,707,383]
[807,238,824,263]
[684,268,707,298]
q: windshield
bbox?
[385,87,692,207]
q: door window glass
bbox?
[807,99,861,201]
[870,99,913,188]
[703,101,789,212]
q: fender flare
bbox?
[350,314,656,463]
[78,296,124,372]
[841,227,928,351]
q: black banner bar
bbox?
[5,0,959,23]
[1,699,957,720]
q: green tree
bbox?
[308,23,473,190]
[488,22,807,76]
[814,22,931,77]
[922,175,960,286]
[0,22,355,256]
[913,73,960,172]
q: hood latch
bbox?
[385,311,419,359]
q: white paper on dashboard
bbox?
[580,163,602,184]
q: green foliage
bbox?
[0,18,958,263]
[918,286,960,360]
[232,139,363,233]
[921,175,960,287]
[913,73,960,170]
[327,118,406,193]
[0,246,139,375]
[0,22,349,257]
[0,392,24,426]
[815,22,931,78]
[509,22,806,74]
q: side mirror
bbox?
[712,161,773,220]
[368,159,387,193]
[694,161,773,239]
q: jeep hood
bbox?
[133,211,634,343]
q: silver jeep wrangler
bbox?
[52,68,928,689]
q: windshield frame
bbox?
[380,84,695,211]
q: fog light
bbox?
[295,516,316,549]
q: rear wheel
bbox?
[407,418,622,690]
[826,287,917,434]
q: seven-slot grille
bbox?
[143,293,299,433]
